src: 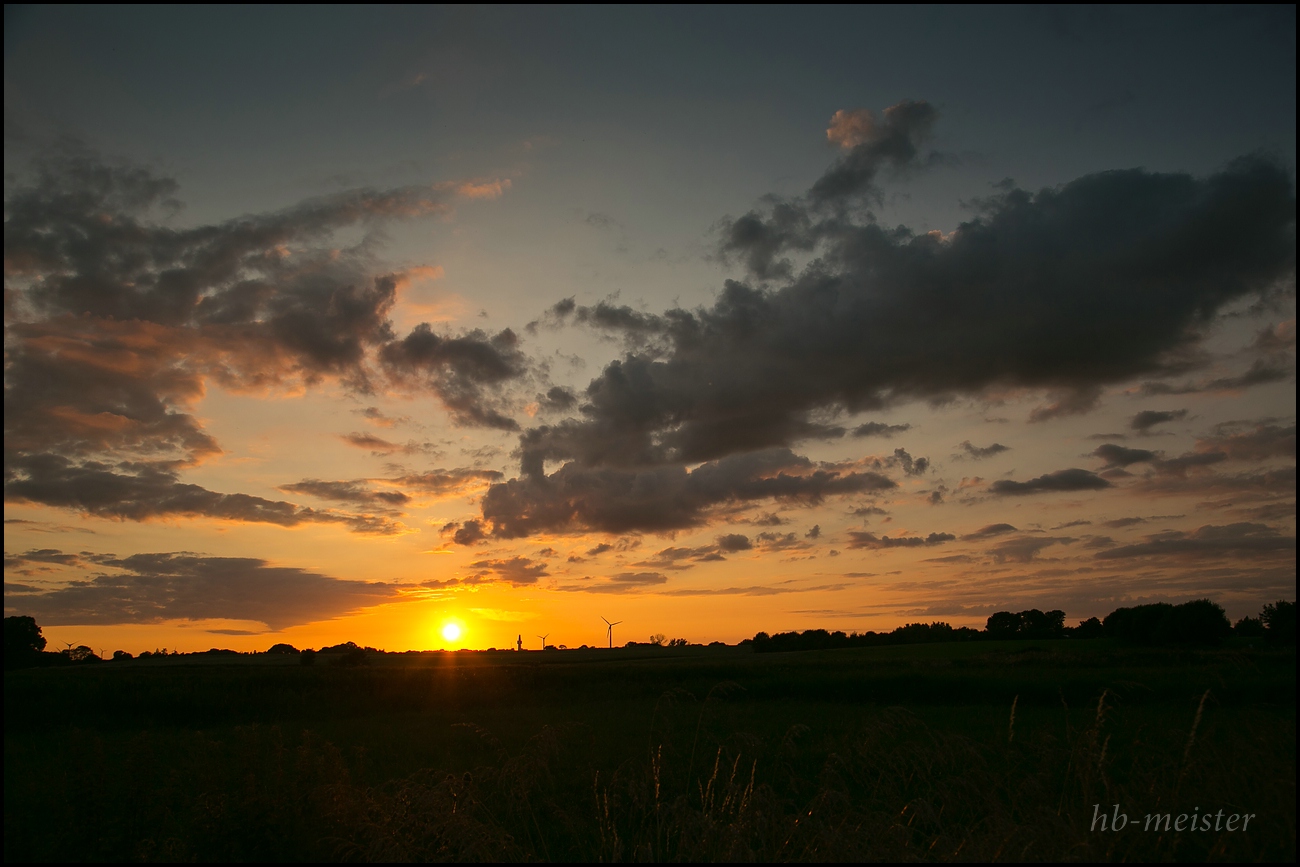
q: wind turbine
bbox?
[537,633,549,650]
[602,617,623,649]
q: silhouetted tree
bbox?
[112,650,134,661]
[1234,615,1266,637]
[5,616,47,669]
[1073,617,1103,639]
[1261,600,1296,644]
[985,611,1021,639]
[63,645,101,664]
[300,649,317,666]
[1104,600,1230,645]
[1104,603,1174,644]
[266,643,300,654]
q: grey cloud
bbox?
[341,432,403,453]
[1197,422,1296,461]
[393,468,503,495]
[2,551,397,628]
[480,447,895,537]
[851,422,912,438]
[892,448,930,476]
[846,531,955,549]
[1095,523,1295,559]
[451,520,487,546]
[5,454,401,534]
[989,535,1068,563]
[1028,385,1104,423]
[279,479,410,507]
[1130,409,1188,432]
[959,441,1011,460]
[468,556,549,585]
[537,386,578,413]
[990,468,1111,496]
[1092,444,1159,467]
[961,523,1018,540]
[1140,359,1293,396]
[716,533,753,552]
[379,324,526,430]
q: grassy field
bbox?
[5,640,1295,862]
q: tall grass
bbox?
[5,644,1294,861]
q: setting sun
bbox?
[441,622,463,643]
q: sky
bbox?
[3,6,1296,653]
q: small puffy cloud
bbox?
[716,533,753,552]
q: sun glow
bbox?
[441,622,463,643]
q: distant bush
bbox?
[985,609,1066,640]
[1104,599,1231,645]
[4,616,46,670]
[1072,617,1103,639]
[266,643,300,654]
[1234,616,1266,638]
[1261,600,1295,644]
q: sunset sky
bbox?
[4,6,1295,654]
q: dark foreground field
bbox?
[5,640,1295,862]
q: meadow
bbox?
[4,639,1294,862]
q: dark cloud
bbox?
[451,520,487,546]
[990,468,1112,496]
[5,454,401,534]
[961,523,1018,540]
[504,114,1294,538]
[1095,523,1295,559]
[716,533,753,552]
[805,524,821,539]
[959,441,1011,460]
[852,422,911,438]
[378,324,526,430]
[536,386,578,413]
[846,531,955,549]
[891,448,930,476]
[1130,409,1188,432]
[1092,444,1159,467]
[480,447,894,537]
[2,551,397,628]
[468,556,549,585]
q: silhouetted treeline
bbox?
[3,598,1295,670]
[748,599,1295,653]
